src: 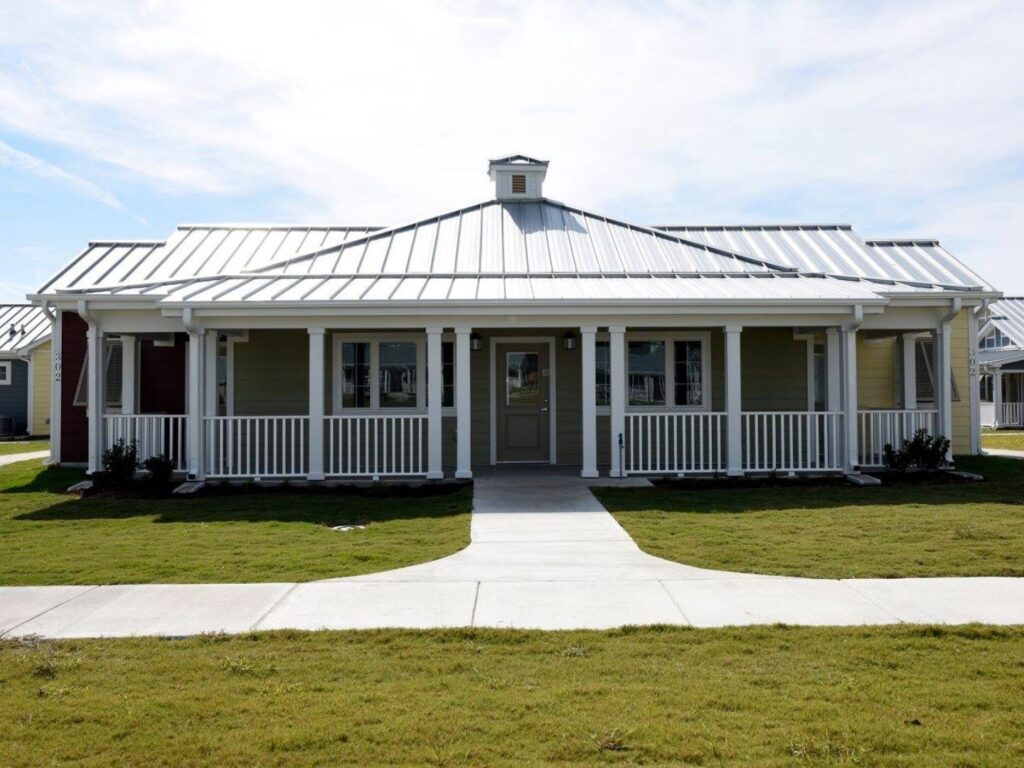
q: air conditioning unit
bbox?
[0,416,13,437]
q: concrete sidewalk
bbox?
[0,450,50,467]
[984,448,1024,459]
[2,468,1024,637]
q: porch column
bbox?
[186,330,205,480]
[49,310,62,464]
[85,321,104,474]
[901,333,917,410]
[454,326,473,479]
[725,323,743,476]
[993,368,1003,429]
[307,327,325,480]
[426,326,444,479]
[580,326,598,478]
[841,327,859,471]
[608,326,625,478]
[120,335,136,415]
[825,328,841,412]
[934,320,953,460]
[968,307,981,454]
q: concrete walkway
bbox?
[2,468,1024,637]
[984,447,1024,459]
[0,450,50,467]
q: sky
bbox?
[1,0,1023,300]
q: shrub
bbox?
[101,439,139,486]
[141,454,175,495]
[883,429,951,472]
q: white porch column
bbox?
[725,323,743,476]
[186,329,205,480]
[426,326,444,479]
[608,326,625,478]
[85,321,104,474]
[993,368,1003,429]
[968,308,981,455]
[841,327,859,471]
[49,310,62,463]
[580,326,598,478]
[307,327,325,480]
[901,333,917,410]
[934,321,953,459]
[825,328,841,412]
[454,326,473,479]
[120,335,136,415]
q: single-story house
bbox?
[979,297,1024,428]
[29,156,999,480]
[0,304,52,437]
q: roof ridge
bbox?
[656,224,853,232]
[174,223,384,231]
[865,238,941,247]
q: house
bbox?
[0,304,52,437]
[29,156,999,480]
[978,297,1024,428]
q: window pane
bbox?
[595,341,610,407]
[506,352,540,405]
[673,340,703,406]
[105,341,123,408]
[628,341,665,406]
[342,342,371,408]
[813,347,826,410]
[442,341,454,408]
[379,341,418,408]
[217,338,229,416]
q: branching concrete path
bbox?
[2,468,1023,638]
[0,450,50,467]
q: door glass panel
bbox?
[595,341,610,407]
[673,340,703,406]
[628,341,665,406]
[379,341,418,408]
[506,352,540,406]
[341,342,371,408]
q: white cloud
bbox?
[0,0,1022,288]
[0,138,124,209]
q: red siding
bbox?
[60,312,88,462]
[139,334,187,414]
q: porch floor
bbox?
[3,469,1024,635]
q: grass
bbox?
[0,439,49,456]
[595,456,1024,579]
[1,625,1022,766]
[0,459,471,585]
[983,429,1024,451]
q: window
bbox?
[595,341,610,407]
[628,341,666,406]
[341,342,372,408]
[980,328,1012,349]
[379,341,418,408]
[980,374,993,403]
[442,341,454,408]
[673,340,703,406]
[813,344,827,410]
[216,336,229,416]
[511,174,526,194]
[0,361,10,386]
[72,340,123,408]
[915,337,960,403]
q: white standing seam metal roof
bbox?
[657,226,993,291]
[36,225,380,294]
[980,298,1024,364]
[0,305,52,355]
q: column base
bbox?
[580,469,599,479]
[455,470,473,480]
[726,467,744,477]
[426,471,444,480]
[306,472,325,482]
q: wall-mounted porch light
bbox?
[470,332,482,352]
[562,331,576,351]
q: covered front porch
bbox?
[80,306,965,482]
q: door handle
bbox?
[541,407,549,412]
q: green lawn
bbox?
[0,459,471,585]
[0,439,49,456]
[595,456,1024,579]
[983,429,1024,451]
[1,626,1022,766]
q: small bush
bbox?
[141,454,175,495]
[101,439,139,486]
[883,429,951,472]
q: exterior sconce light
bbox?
[470,332,482,352]
[562,331,576,351]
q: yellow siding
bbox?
[31,342,51,436]
[857,336,897,409]
[951,309,970,455]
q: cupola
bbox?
[488,155,548,201]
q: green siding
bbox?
[234,330,309,415]
[740,328,809,411]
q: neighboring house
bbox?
[0,304,52,437]
[29,156,998,479]
[978,297,1024,428]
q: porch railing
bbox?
[103,414,188,472]
[623,412,726,474]
[857,409,938,467]
[325,414,427,478]
[1000,403,1024,428]
[742,412,843,472]
[204,416,308,478]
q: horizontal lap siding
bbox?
[951,310,970,454]
[234,330,309,415]
[740,328,808,411]
[60,312,88,462]
[857,336,896,409]
[139,335,187,414]
[0,358,28,434]
[31,343,51,435]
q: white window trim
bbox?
[623,331,712,413]
[0,360,11,386]
[331,333,427,415]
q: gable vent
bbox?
[511,174,526,194]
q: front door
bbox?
[496,343,551,462]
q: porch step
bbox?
[845,473,882,486]
[172,481,205,495]
[66,480,94,494]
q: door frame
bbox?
[489,336,557,465]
